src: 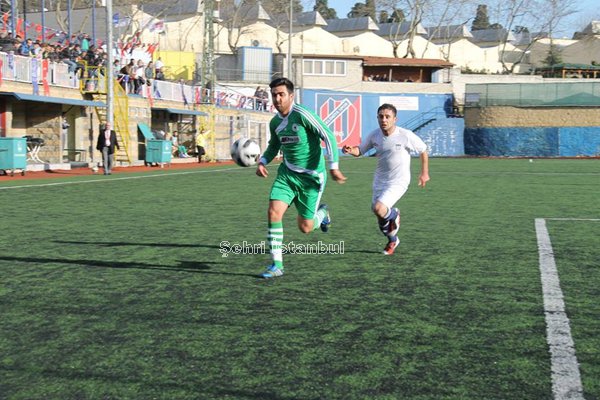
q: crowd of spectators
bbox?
[0,30,273,109]
[0,30,167,94]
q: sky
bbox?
[319,0,600,38]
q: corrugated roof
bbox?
[324,17,379,32]
[513,31,549,46]
[143,0,201,17]
[362,56,453,68]
[425,25,472,40]
[220,3,271,22]
[376,22,426,37]
[469,28,515,43]
[269,11,328,27]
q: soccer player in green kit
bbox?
[255,78,347,279]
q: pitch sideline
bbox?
[535,218,600,400]
[0,166,243,191]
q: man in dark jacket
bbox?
[96,123,119,175]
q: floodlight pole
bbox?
[105,0,114,128]
[287,0,292,80]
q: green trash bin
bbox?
[146,139,172,166]
[0,137,27,176]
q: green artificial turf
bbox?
[0,158,598,399]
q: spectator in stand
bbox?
[19,38,33,56]
[154,57,164,74]
[134,59,146,94]
[259,87,269,111]
[155,66,165,80]
[144,61,154,90]
[60,43,78,74]
[32,41,42,57]
[0,30,14,51]
[80,34,90,52]
[48,44,61,62]
[120,59,135,93]
[75,50,88,77]
[254,86,263,110]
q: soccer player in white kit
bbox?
[343,103,430,255]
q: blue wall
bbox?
[419,118,465,157]
[465,127,600,156]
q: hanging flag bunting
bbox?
[32,58,39,95]
[35,24,42,41]
[16,18,24,38]
[180,81,188,106]
[194,87,201,104]
[7,52,14,73]
[42,59,50,96]
[146,82,153,107]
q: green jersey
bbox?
[260,103,339,175]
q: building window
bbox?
[303,59,346,76]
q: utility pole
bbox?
[202,0,216,104]
[287,0,292,79]
[201,0,217,162]
[105,0,114,128]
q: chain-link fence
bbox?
[465,82,600,107]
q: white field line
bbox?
[0,166,242,191]
[535,218,593,400]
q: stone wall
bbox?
[464,106,600,128]
[464,106,600,156]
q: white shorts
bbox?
[372,184,408,209]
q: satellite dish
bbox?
[252,40,260,47]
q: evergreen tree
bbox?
[544,44,563,66]
[348,1,375,19]
[390,8,405,22]
[314,0,337,19]
[379,8,405,23]
[379,10,389,23]
[513,25,530,33]
[471,4,490,31]
[366,0,376,20]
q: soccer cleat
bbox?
[382,237,400,255]
[388,208,400,237]
[319,204,331,232]
[260,264,284,279]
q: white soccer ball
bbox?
[231,138,261,167]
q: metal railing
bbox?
[402,107,449,132]
[0,51,273,112]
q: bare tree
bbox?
[418,0,473,59]
[217,0,261,55]
[492,0,578,73]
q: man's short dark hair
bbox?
[269,77,294,93]
[377,103,397,116]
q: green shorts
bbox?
[270,164,327,219]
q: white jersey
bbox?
[359,126,427,188]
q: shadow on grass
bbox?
[0,365,298,400]
[344,249,383,254]
[53,240,222,249]
[0,256,258,278]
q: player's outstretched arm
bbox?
[256,162,269,178]
[330,169,347,184]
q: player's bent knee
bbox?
[372,202,388,218]
[298,220,313,234]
